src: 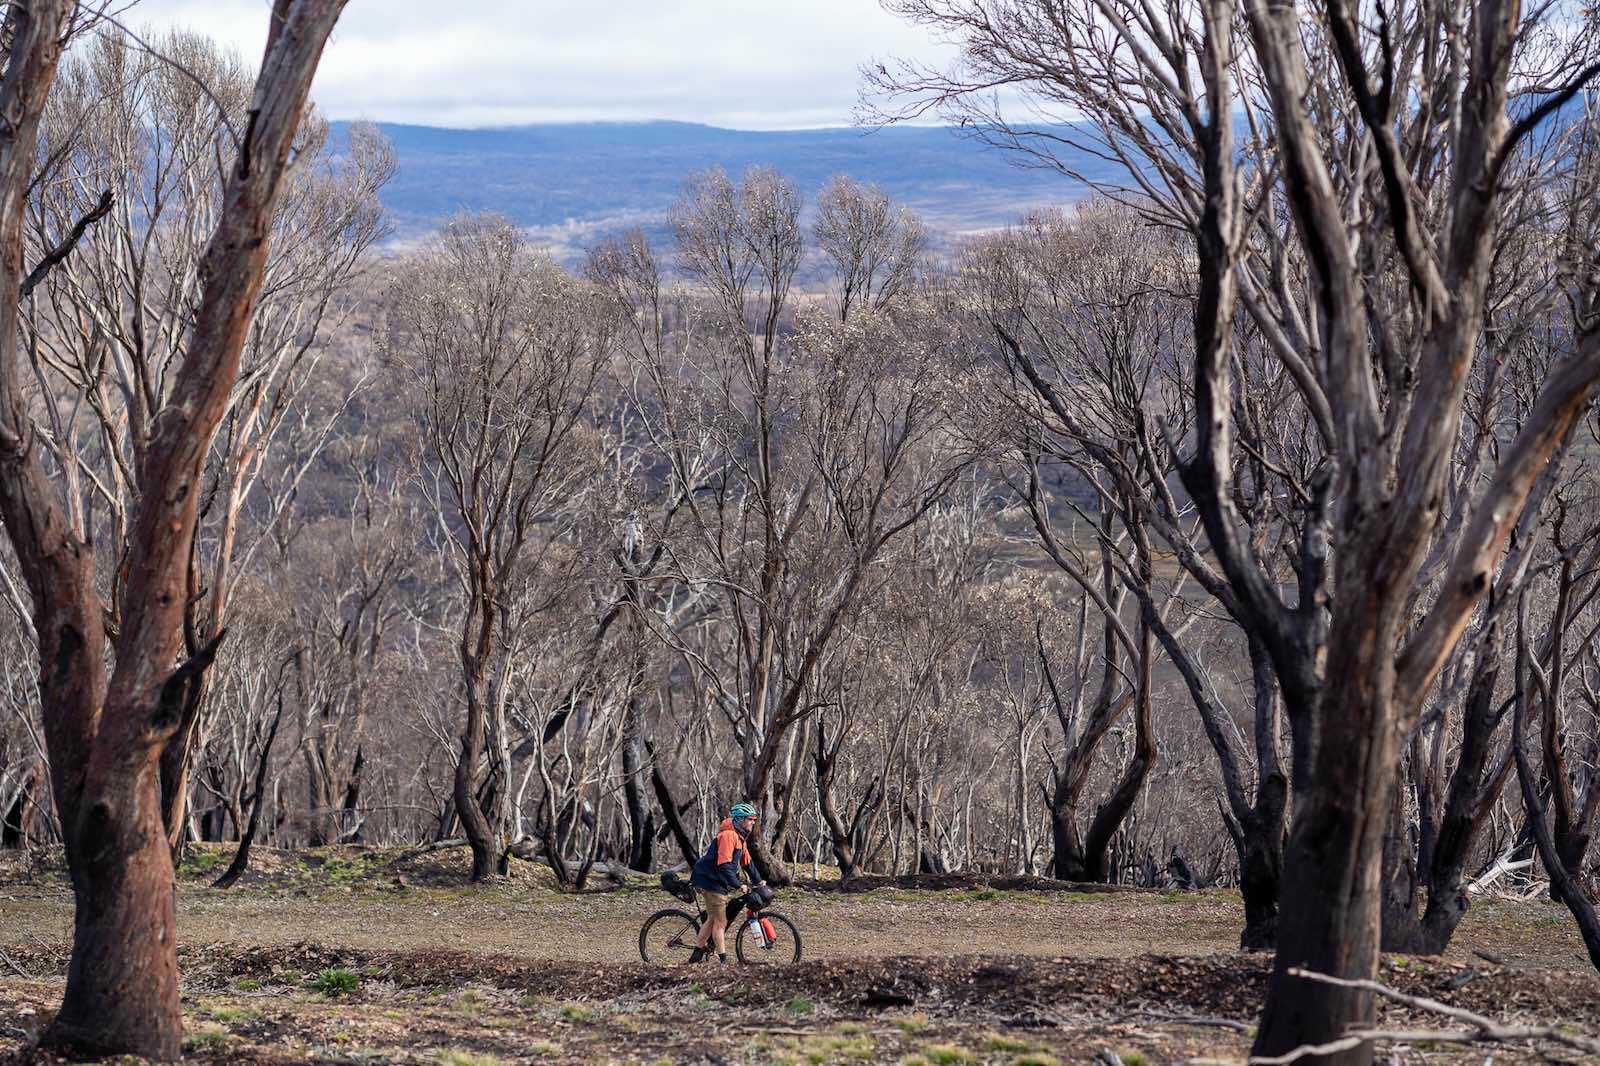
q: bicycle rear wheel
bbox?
[639,908,701,965]
[734,911,802,966]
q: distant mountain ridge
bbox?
[334,120,1107,262]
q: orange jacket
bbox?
[690,817,751,893]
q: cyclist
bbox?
[686,801,766,964]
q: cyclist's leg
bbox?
[693,888,708,947]
[695,888,729,953]
[694,891,710,947]
[707,906,728,955]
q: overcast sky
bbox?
[126,1,955,129]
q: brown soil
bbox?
[2,845,1597,1064]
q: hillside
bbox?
[336,120,1109,259]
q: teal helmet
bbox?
[730,802,758,820]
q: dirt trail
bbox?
[2,845,1586,969]
[6,884,1250,963]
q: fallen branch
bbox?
[1251,1033,1367,1064]
[1467,856,1532,894]
[0,947,30,979]
[398,837,467,859]
[1247,966,1600,1064]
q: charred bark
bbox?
[815,715,862,883]
[1,765,33,849]
[1056,613,1157,883]
[213,686,288,890]
[1514,617,1600,971]
[620,697,655,871]
[1382,652,1513,955]
[645,739,698,866]
[454,618,507,881]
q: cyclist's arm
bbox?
[711,828,743,892]
[741,868,768,895]
[736,844,767,891]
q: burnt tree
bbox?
[0,1,348,1056]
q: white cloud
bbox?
[120,0,956,129]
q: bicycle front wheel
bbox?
[734,911,802,966]
[639,908,701,965]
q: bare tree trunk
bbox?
[214,688,287,890]
[814,715,860,883]
[1235,808,1286,951]
[1514,611,1600,970]
[536,787,575,888]
[768,716,812,867]
[0,4,345,1057]
[1382,649,1512,954]
[620,696,655,871]
[1076,562,1160,883]
[455,685,498,880]
[1,764,36,849]
[1254,576,1400,1065]
[746,818,786,885]
[53,734,183,1057]
[1047,688,1142,882]
[816,782,857,882]
[1238,638,1289,951]
[157,618,214,855]
[455,593,507,882]
[1379,783,1423,951]
[646,739,697,866]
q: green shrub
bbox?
[179,849,226,875]
[310,967,361,997]
[321,853,386,885]
[785,996,816,1016]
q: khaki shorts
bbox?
[696,887,731,920]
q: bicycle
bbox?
[639,872,803,966]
